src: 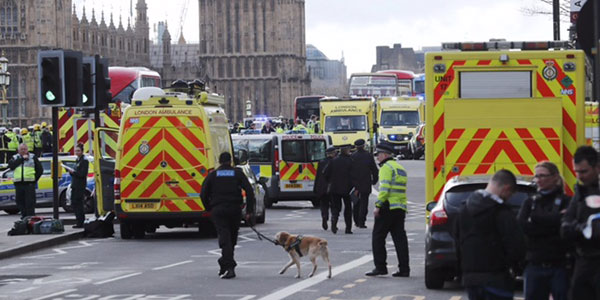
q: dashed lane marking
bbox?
[93,272,142,285]
[152,260,194,271]
[355,278,367,283]
[31,289,77,300]
[343,283,355,288]
[329,290,344,295]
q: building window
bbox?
[0,0,19,35]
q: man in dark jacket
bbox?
[201,152,255,279]
[8,143,43,218]
[561,145,600,300]
[326,144,354,234]
[314,147,337,230]
[351,139,378,228]
[41,126,52,154]
[69,143,89,228]
[455,169,526,300]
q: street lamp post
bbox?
[0,53,10,127]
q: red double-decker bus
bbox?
[109,67,161,103]
[294,95,325,122]
[377,70,416,96]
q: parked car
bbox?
[409,123,425,160]
[424,175,536,289]
[0,155,95,215]
[235,150,267,224]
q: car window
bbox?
[247,139,272,163]
[282,140,305,162]
[444,183,535,215]
[41,161,51,176]
[306,140,326,162]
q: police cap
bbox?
[340,144,352,150]
[375,142,395,155]
[326,147,337,153]
[354,139,366,147]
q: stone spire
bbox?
[91,8,97,25]
[109,13,116,30]
[81,5,88,24]
[100,10,106,28]
[118,14,124,31]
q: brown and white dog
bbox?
[274,231,332,279]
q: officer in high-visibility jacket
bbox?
[6,128,19,159]
[33,124,43,157]
[21,128,34,153]
[0,128,11,164]
[8,143,43,218]
[365,142,410,278]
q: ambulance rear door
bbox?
[93,127,119,215]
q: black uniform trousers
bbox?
[331,194,352,230]
[353,192,370,227]
[319,194,332,221]
[71,193,85,226]
[15,182,36,218]
[570,257,600,300]
[211,204,242,271]
[372,208,409,272]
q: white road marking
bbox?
[257,254,373,300]
[14,287,38,293]
[238,296,256,300]
[94,272,142,285]
[216,295,256,300]
[152,260,194,270]
[0,262,34,269]
[31,289,77,300]
[449,297,463,300]
[24,241,96,259]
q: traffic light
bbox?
[79,56,96,108]
[38,51,64,106]
[95,56,111,110]
[38,50,83,107]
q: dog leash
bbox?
[250,225,277,245]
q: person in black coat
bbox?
[518,161,571,300]
[454,170,526,300]
[69,143,89,228]
[41,127,52,154]
[314,147,337,231]
[260,121,276,134]
[561,146,600,300]
[325,144,354,234]
[351,139,379,228]
[201,152,255,279]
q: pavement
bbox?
[0,208,93,260]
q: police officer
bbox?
[200,152,255,279]
[41,122,53,154]
[0,127,11,164]
[366,142,410,277]
[8,143,43,218]
[561,145,600,300]
[351,139,379,228]
[326,144,354,234]
[314,147,337,230]
[293,119,308,132]
[33,123,43,157]
[69,143,89,228]
[6,127,19,159]
[21,128,34,153]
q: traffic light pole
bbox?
[52,107,59,220]
[595,0,600,101]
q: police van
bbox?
[232,133,331,208]
[94,85,264,239]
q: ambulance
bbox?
[231,133,331,208]
[425,41,586,215]
[94,85,234,239]
[320,97,374,151]
[585,101,599,149]
[376,97,424,158]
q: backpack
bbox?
[7,219,28,236]
[33,219,64,234]
[84,211,115,238]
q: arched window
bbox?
[0,0,19,35]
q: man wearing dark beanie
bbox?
[201,151,256,279]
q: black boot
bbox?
[322,219,328,230]
[220,268,236,279]
[331,219,338,234]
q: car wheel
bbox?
[425,266,445,289]
[264,194,274,208]
[120,221,133,239]
[3,209,19,215]
[60,191,73,213]
[132,223,145,239]
[83,190,95,214]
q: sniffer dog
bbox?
[274,231,332,279]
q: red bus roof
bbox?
[108,66,161,96]
[377,70,416,80]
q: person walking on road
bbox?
[351,139,379,229]
[454,169,526,300]
[561,145,600,300]
[8,143,43,218]
[518,161,571,300]
[201,152,255,279]
[314,147,337,230]
[365,142,410,277]
[326,144,355,234]
[68,143,89,228]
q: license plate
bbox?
[394,145,406,150]
[285,183,302,188]
[130,203,157,209]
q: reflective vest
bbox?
[12,153,36,182]
[22,133,34,151]
[376,159,408,211]
[6,132,18,151]
[307,121,315,134]
[33,131,42,148]
[293,124,307,132]
[276,127,284,134]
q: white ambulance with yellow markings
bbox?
[94,85,254,239]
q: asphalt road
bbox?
[0,160,515,300]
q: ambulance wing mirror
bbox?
[235,149,249,165]
[426,201,437,212]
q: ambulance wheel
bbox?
[120,221,133,239]
[132,223,145,239]
[3,209,19,215]
[311,199,320,208]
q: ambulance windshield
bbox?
[325,116,367,132]
[380,111,420,126]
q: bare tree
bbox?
[521,0,570,20]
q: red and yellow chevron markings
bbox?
[279,161,318,181]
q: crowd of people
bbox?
[230,115,321,135]
[0,122,53,164]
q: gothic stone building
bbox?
[0,0,150,126]
[198,0,310,122]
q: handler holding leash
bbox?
[201,152,255,279]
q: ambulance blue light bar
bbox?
[442,41,571,51]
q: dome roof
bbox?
[306,44,328,60]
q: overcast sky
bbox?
[73,0,570,75]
